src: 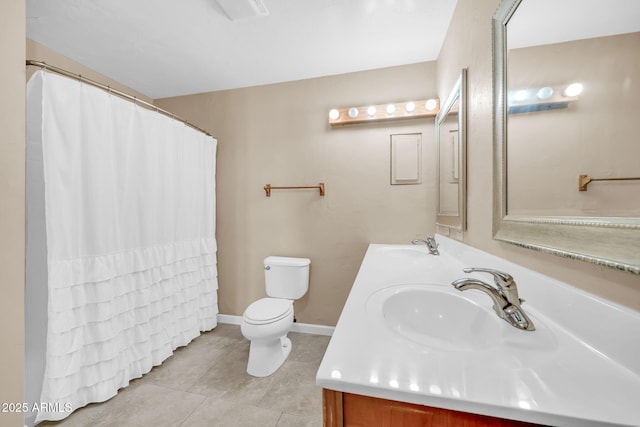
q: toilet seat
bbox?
[243,298,293,325]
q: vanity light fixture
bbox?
[329,98,439,126]
[508,83,582,114]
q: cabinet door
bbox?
[343,392,434,426]
[323,390,541,427]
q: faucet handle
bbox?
[462,268,515,288]
[463,268,522,304]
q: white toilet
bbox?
[240,256,310,377]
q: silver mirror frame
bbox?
[492,0,640,274]
[436,68,467,230]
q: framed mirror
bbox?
[493,0,640,274]
[436,68,467,230]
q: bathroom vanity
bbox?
[316,235,640,426]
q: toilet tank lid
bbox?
[264,256,311,267]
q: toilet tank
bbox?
[264,256,310,300]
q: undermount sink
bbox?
[367,284,504,351]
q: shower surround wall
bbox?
[157,63,438,326]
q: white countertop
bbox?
[316,235,640,427]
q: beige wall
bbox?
[1,1,25,426]
[437,0,640,310]
[157,63,437,325]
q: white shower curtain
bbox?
[25,70,218,424]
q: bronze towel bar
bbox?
[264,183,325,197]
[579,174,640,191]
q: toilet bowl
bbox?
[241,298,294,377]
[240,256,310,377]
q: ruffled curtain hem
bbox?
[35,239,218,423]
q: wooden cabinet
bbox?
[322,389,542,427]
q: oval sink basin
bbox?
[368,285,504,351]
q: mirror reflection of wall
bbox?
[436,68,466,231]
[505,1,640,217]
[439,102,459,216]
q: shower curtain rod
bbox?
[26,60,214,138]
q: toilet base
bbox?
[246,335,292,377]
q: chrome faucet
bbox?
[451,268,535,331]
[412,236,440,255]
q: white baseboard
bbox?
[217,314,242,325]
[217,314,334,336]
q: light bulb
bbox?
[405,101,416,113]
[367,106,377,117]
[348,107,359,118]
[563,82,583,97]
[536,87,553,100]
[329,109,340,120]
[511,89,531,102]
[386,104,396,115]
[425,99,438,111]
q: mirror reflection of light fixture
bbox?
[510,89,532,103]
[563,82,584,97]
[537,87,553,100]
[329,98,439,126]
[508,83,582,114]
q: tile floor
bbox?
[40,324,330,427]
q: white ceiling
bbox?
[26,0,459,99]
